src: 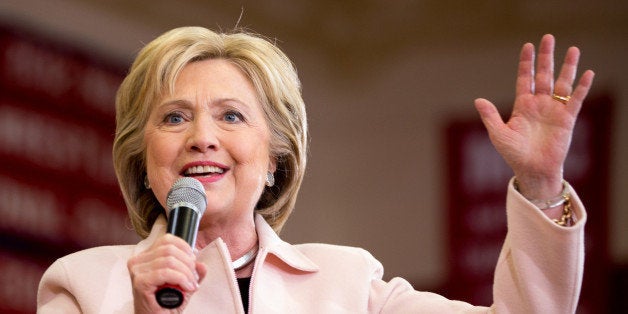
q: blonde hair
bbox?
[113,27,307,238]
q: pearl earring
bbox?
[144,176,151,189]
[265,172,275,187]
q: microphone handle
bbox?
[156,285,184,309]
[166,206,200,246]
[155,206,200,308]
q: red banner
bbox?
[0,25,138,313]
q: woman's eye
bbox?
[224,111,243,123]
[164,112,185,124]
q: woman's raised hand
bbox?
[127,234,207,313]
[474,34,594,200]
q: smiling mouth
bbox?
[184,165,226,177]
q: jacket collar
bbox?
[255,214,319,272]
[134,213,319,273]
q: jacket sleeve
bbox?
[36,245,135,313]
[369,277,491,313]
[492,179,586,313]
[365,248,490,313]
[368,179,586,313]
[37,258,82,314]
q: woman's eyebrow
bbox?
[157,98,193,109]
[158,97,251,109]
[215,97,252,108]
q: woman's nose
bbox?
[186,119,219,153]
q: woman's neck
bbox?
[194,213,258,265]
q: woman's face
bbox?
[144,59,275,221]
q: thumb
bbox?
[474,98,505,134]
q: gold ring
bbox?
[552,93,571,105]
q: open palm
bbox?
[475,34,594,199]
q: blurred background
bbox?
[0,0,626,312]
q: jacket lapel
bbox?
[255,214,319,273]
[129,213,320,312]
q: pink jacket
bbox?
[37,181,586,313]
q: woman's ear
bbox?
[268,156,277,174]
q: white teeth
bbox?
[185,165,224,175]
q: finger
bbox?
[143,265,198,292]
[516,42,535,97]
[156,234,196,257]
[152,256,199,291]
[534,34,555,95]
[567,70,595,116]
[156,244,197,270]
[132,255,199,292]
[554,46,581,97]
[134,238,196,270]
[128,236,199,289]
[474,98,505,134]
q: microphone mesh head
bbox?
[166,177,207,215]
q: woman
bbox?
[37,26,594,313]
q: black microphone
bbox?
[155,177,207,309]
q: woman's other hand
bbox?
[127,234,207,313]
[474,34,594,200]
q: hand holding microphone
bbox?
[127,177,208,312]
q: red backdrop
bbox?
[0,25,138,313]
